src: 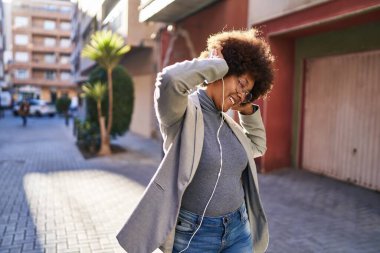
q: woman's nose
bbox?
[235,90,244,101]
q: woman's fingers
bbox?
[209,47,224,59]
[215,47,224,59]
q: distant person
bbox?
[117,29,275,253]
[19,100,30,127]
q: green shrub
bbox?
[75,119,100,153]
[86,65,134,137]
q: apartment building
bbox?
[8,0,76,102]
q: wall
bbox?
[167,0,249,65]
[120,47,157,138]
[250,0,380,172]
[129,74,154,137]
[248,0,331,25]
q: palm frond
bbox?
[82,82,107,101]
[81,30,131,69]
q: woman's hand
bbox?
[233,102,255,115]
[209,47,224,59]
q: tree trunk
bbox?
[97,100,111,156]
[106,68,113,136]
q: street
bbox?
[0,112,379,253]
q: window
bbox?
[60,6,72,14]
[44,54,56,63]
[60,55,70,64]
[60,22,71,31]
[14,16,28,28]
[47,5,58,12]
[60,72,71,81]
[14,69,29,79]
[44,37,56,47]
[45,70,56,80]
[43,20,56,30]
[15,52,29,62]
[60,38,71,48]
[15,34,28,45]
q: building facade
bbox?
[71,0,160,138]
[139,0,380,190]
[249,0,380,190]
[7,0,76,102]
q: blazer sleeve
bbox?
[154,58,228,128]
[238,106,267,158]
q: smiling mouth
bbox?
[228,96,236,105]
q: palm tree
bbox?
[82,82,109,155]
[82,30,131,155]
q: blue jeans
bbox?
[173,202,253,253]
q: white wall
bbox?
[248,0,331,25]
[129,74,155,138]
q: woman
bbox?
[117,29,275,253]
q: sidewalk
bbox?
[0,112,379,253]
[0,113,161,253]
[259,168,380,253]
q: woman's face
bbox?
[206,73,255,112]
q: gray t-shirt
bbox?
[180,89,248,216]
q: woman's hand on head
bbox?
[209,47,224,59]
[233,102,255,115]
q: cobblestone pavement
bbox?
[1,111,380,253]
[0,113,161,253]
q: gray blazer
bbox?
[117,58,269,253]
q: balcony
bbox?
[31,45,73,54]
[30,10,72,20]
[139,0,220,22]
[9,60,72,71]
[12,77,76,88]
[30,60,72,71]
[30,27,71,37]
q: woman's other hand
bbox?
[234,102,255,115]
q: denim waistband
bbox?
[178,201,247,227]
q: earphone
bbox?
[179,77,226,253]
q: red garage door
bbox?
[302,50,380,191]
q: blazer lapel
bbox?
[188,93,204,181]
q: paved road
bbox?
[0,111,379,253]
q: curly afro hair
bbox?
[200,29,275,101]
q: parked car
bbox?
[13,99,56,117]
[0,91,12,108]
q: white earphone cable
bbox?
[179,77,225,253]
